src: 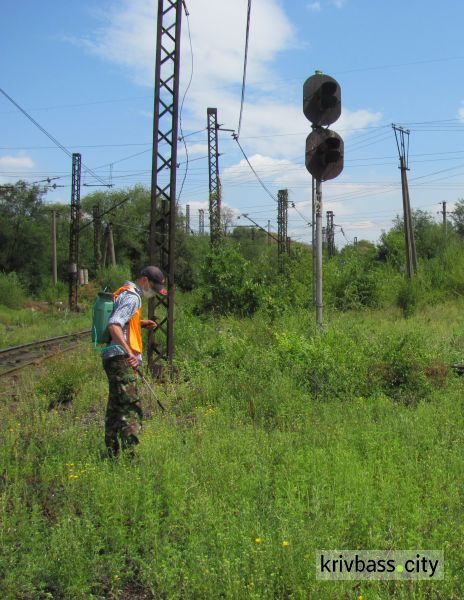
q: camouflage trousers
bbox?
[103,356,142,457]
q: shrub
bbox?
[95,264,132,293]
[37,360,87,409]
[195,245,262,317]
[396,279,419,317]
[0,271,26,308]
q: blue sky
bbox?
[2,0,464,245]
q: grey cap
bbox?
[140,265,167,295]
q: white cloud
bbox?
[77,0,294,89]
[459,105,464,122]
[306,2,321,11]
[0,154,35,170]
[332,0,347,7]
[185,143,208,156]
[73,0,380,159]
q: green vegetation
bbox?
[2,184,464,598]
[1,298,463,599]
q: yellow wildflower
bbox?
[282,540,289,547]
[255,537,263,544]
[69,474,78,479]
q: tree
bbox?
[450,198,464,237]
[0,181,50,291]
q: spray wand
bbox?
[136,368,166,412]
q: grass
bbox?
[0,298,463,598]
[0,305,90,348]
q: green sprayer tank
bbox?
[92,291,114,345]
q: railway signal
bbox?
[303,73,341,126]
[303,71,343,329]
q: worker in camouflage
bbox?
[101,266,167,457]
[103,356,142,455]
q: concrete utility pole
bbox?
[51,210,57,285]
[185,204,190,234]
[107,223,116,266]
[148,0,183,377]
[198,209,205,235]
[326,210,335,258]
[312,177,316,305]
[440,201,448,234]
[277,189,289,273]
[315,180,323,330]
[207,107,221,248]
[93,204,102,272]
[68,153,81,311]
[393,124,417,278]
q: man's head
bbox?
[138,266,167,299]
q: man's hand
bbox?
[127,353,139,369]
[141,319,157,330]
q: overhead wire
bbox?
[177,0,194,202]
[237,0,252,139]
[0,87,111,188]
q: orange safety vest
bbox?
[112,284,143,354]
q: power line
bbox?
[237,0,252,139]
[0,87,112,188]
[177,1,194,202]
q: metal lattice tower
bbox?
[93,204,102,273]
[68,153,81,311]
[148,0,183,376]
[277,189,288,273]
[198,209,205,234]
[207,107,221,247]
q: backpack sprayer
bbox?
[92,289,166,413]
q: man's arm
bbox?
[108,323,139,368]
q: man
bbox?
[101,265,167,457]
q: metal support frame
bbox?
[277,189,288,273]
[198,208,205,234]
[207,107,221,248]
[68,153,81,311]
[148,0,183,376]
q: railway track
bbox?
[0,330,90,377]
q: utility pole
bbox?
[326,210,335,258]
[102,226,108,267]
[393,124,417,278]
[199,209,205,235]
[68,153,81,311]
[148,0,183,377]
[207,107,221,248]
[277,189,288,273]
[267,219,271,246]
[315,180,323,328]
[93,204,102,273]
[354,236,358,249]
[439,201,448,234]
[107,223,116,266]
[51,209,57,286]
[312,176,316,305]
[185,204,190,234]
